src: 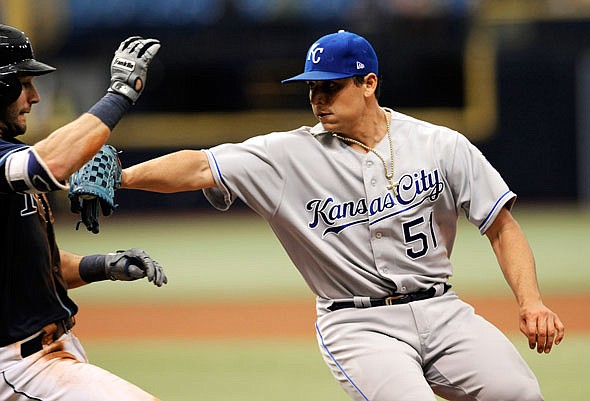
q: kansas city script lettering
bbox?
[306,169,444,236]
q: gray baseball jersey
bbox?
[202,109,543,401]
[203,108,514,301]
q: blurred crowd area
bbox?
[2,0,590,207]
[4,0,482,32]
[4,1,590,35]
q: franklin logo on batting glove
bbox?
[113,57,135,71]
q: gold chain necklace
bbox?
[332,108,398,195]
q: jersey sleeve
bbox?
[0,144,68,194]
[444,133,516,234]
[202,133,286,219]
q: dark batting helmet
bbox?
[0,24,55,106]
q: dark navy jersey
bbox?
[0,137,78,346]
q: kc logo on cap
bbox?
[282,30,378,83]
[308,43,324,64]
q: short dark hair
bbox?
[352,74,382,99]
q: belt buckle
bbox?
[384,294,405,305]
[41,323,58,345]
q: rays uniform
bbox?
[202,109,542,400]
[0,134,162,401]
[0,138,77,346]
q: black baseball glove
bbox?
[69,145,121,234]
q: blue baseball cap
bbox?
[282,30,378,83]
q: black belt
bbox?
[20,317,75,358]
[328,284,451,312]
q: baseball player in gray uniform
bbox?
[119,30,564,400]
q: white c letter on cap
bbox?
[308,43,324,64]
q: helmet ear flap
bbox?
[0,75,22,106]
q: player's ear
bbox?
[363,73,378,96]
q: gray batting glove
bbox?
[108,36,161,103]
[104,248,168,287]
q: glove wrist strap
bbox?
[79,254,108,283]
[88,92,132,131]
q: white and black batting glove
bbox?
[105,248,168,287]
[108,36,161,103]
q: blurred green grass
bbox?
[450,203,590,296]
[57,209,311,303]
[84,335,590,401]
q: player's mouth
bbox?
[316,112,332,120]
[17,110,31,125]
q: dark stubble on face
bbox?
[0,105,25,138]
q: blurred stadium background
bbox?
[2,1,590,400]
[3,0,590,209]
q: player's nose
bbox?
[25,84,40,105]
[309,88,326,105]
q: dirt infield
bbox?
[74,294,589,340]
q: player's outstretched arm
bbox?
[485,207,565,354]
[60,249,167,289]
[121,149,216,193]
[33,37,160,182]
[34,114,111,182]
